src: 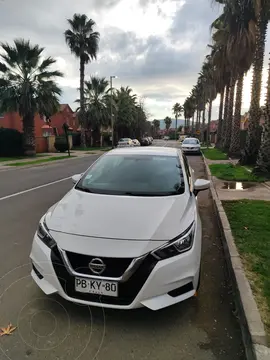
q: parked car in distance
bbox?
[181,138,201,154]
[132,139,141,146]
[30,147,210,310]
[141,137,150,146]
[163,136,170,140]
[117,138,134,147]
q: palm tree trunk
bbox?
[192,114,195,134]
[254,56,270,175]
[201,106,206,142]
[223,77,236,151]
[23,114,36,156]
[207,100,212,147]
[229,74,244,158]
[240,13,268,165]
[80,56,86,148]
[196,110,199,131]
[216,88,225,148]
[221,85,230,149]
[197,111,201,132]
[175,116,178,140]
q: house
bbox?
[241,109,265,130]
[0,104,80,152]
[49,104,79,136]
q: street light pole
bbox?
[110,75,116,148]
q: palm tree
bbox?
[211,1,257,154]
[240,0,270,164]
[152,119,160,137]
[114,86,137,139]
[172,103,183,138]
[254,56,270,175]
[65,14,100,148]
[183,97,196,134]
[164,116,172,131]
[83,76,110,145]
[0,39,62,156]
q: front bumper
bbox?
[182,147,201,154]
[30,225,201,310]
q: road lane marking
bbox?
[0,176,71,201]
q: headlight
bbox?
[37,217,56,249]
[152,222,195,260]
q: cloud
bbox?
[1,0,268,120]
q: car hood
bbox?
[182,143,200,148]
[45,188,195,242]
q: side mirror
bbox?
[72,174,83,184]
[193,179,210,196]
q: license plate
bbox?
[75,277,118,297]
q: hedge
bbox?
[0,128,24,156]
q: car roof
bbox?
[183,137,198,140]
[106,146,179,157]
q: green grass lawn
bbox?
[6,155,76,166]
[209,163,266,182]
[202,148,228,160]
[73,146,110,152]
[0,154,49,162]
[223,200,270,340]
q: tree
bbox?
[83,76,110,145]
[114,86,137,138]
[254,57,270,175]
[213,0,256,155]
[152,119,160,137]
[0,39,62,156]
[240,0,270,164]
[172,103,183,138]
[65,14,100,148]
[164,116,172,131]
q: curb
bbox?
[0,153,101,172]
[202,155,270,360]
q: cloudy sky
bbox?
[1,0,269,120]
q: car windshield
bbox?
[183,139,199,145]
[119,138,130,142]
[76,154,185,196]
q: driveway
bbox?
[0,148,245,360]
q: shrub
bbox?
[0,128,24,156]
[54,136,69,152]
[71,132,81,147]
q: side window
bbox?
[182,154,192,191]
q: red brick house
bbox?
[0,104,79,152]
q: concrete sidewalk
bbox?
[0,150,107,169]
[203,156,270,360]
[204,158,270,201]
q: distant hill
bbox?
[153,119,185,130]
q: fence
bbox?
[36,137,48,153]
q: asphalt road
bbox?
[0,142,245,360]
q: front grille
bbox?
[51,247,158,306]
[66,251,133,277]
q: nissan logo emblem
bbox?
[89,258,106,275]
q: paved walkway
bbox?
[204,158,270,201]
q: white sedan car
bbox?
[181,138,201,154]
[30,147,210,310]
[117,138,134,147]
[132,139,140,146]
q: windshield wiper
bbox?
[75,185,93,193]
[122,191,183,197]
